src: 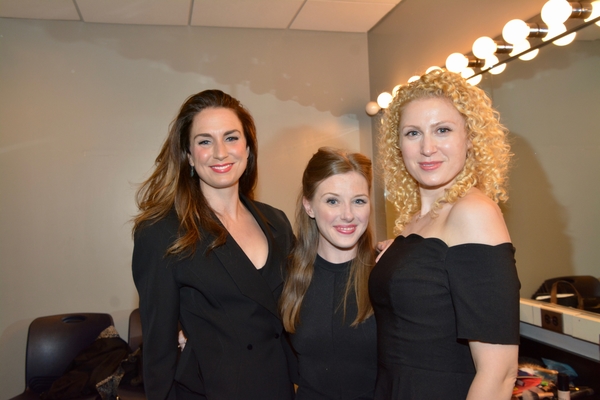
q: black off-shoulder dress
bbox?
[368,234,520,400]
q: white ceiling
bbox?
[0,0,403,33]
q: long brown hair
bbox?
[132,90,258,254]
[280,147,375,332]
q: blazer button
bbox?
[274,333,280,339]
[247,344,253,350]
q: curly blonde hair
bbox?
[379,70,511,235]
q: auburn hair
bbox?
[280,147,375,332]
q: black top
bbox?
[290,255,378,400]
[132,198,295,400]
[369,234,520,400]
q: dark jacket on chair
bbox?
[132,197,295,400]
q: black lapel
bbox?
[211,197,285,320]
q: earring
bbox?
[190,166,195,177]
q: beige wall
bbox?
[0,18,372,396]
[368,0,600,297]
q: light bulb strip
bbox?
[470,14,600,78]
[366,6,600,116]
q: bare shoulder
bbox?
[445,188,510,246]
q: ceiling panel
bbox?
[190,0,304,29]
[290,0,397,32]
[76,0,192,25]
[0,0,80,20]
[0,0,402,32]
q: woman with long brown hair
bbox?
[132,90,294,399]
[280,147,377,400]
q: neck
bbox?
[202,184,242,218]
[317,244,357,264]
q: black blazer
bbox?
[132,197,295,400]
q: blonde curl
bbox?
[378,70,511,235]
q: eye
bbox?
[354,198,368,205]
[325,197,339,205]
[197,139,211,146]
[225,135,240,142]
[404,130,420,137]
[437,127,451,134]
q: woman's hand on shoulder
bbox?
[446,189,510,246]
[375,239,394,262]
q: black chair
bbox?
[10,313,113,400]
[127,308,142,354]
[117,308,146,400]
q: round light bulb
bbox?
[509,40,539,61]
[467,73,482,86]
[365,101,381,116]
[461,67,475,79]
[490,62,507,75]
[541,0,572,25]
[377,92,393,109]
[510,39,530,56]
[483,55,499,71]
[520,49,539,61]
[554,31,576,45]
[503,19,530,44]
[543,23,567,41]
[472,36,497,59]
[585,1,600,26]
[407,75,420,83]
[392,84,402,96]
[445,53,469,73]
[426,66,442,73]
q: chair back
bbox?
[128,308,143,352]
[25,313,113,393]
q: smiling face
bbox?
[187,107,249,195]
[302,171,370,263]
[399,97,472,194]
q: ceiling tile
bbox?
[75,0,192,25]
[191,0,304,29]
[0,0,80,20]
[290,0,396,33]
[325,0,400,3]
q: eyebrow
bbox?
[191,129,241,140]
[400,120,456,130]
[321,192,369,198]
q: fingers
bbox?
[178,330,187,351]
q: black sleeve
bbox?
[447,243,521,345]
[132,218,180,400]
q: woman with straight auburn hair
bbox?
[281,147,378,400]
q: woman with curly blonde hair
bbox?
[369,70,520,400]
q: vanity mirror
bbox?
[478,24,600,299]
[479,16,600,361]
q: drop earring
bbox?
[190,166,195,177]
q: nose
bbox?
[421,134,436,157]
[213,140,227,160]
[340,203,354,222]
